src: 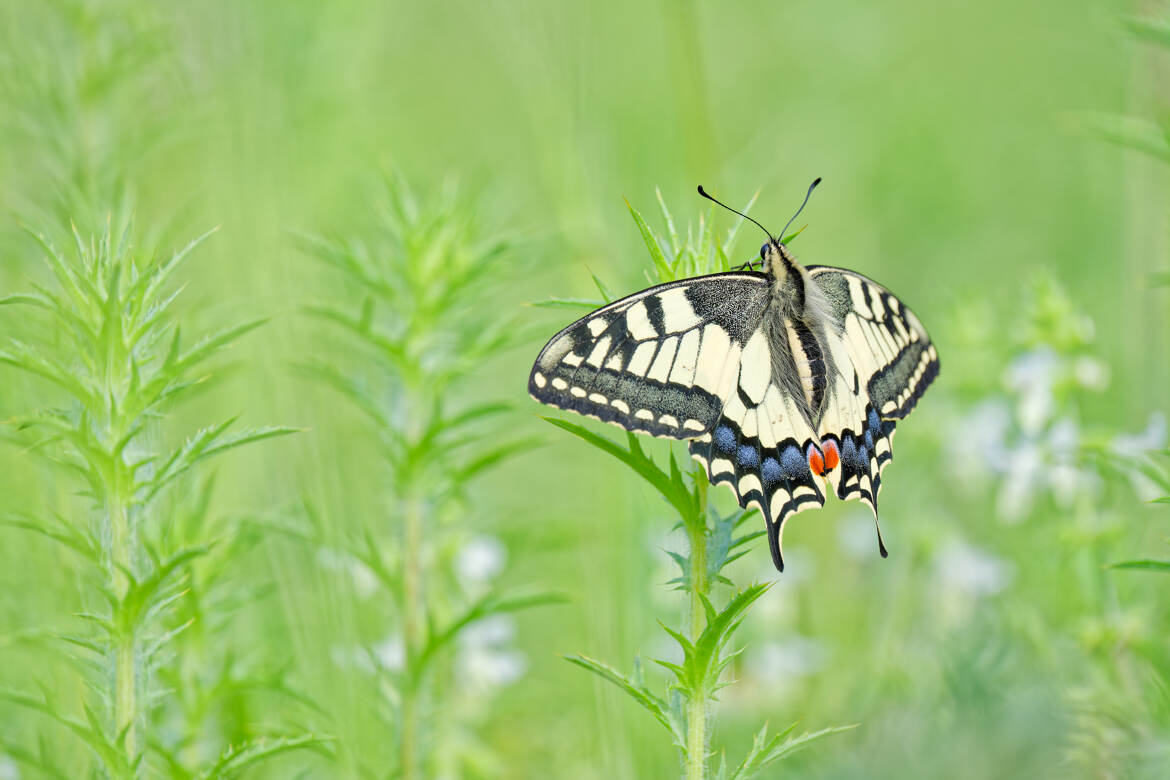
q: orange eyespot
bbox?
[821,438,840,472]
[806,443,825,476]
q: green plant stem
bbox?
[685,474,709,780]
[107,470,138,777]
[400,494,425,780]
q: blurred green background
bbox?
[1,0,1168,778]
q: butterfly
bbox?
[528,180,939,571]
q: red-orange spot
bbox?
[806,443,825,476]
[821,439,840,472]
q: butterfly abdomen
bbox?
[783,317,827,415]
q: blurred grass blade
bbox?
[196,734,334,779]
[1109,559,1170,572]
[625,198,672,279]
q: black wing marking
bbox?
[529,272,770,439]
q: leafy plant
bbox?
[1110,447,1170,574]
[0,1,175,233]
[297,174,560,779]
[541,193,852,779]
[0,221,323,777]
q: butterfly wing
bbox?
[806,266,939,512]
[687,325,827,572]
[529,272,771,439]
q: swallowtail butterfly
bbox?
[529,181,939,571]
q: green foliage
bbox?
[0,222,317,777]
[716,722,858,780]
[298,175,557,778]
[1111,454,1170,573]
[1086,14,1170,173]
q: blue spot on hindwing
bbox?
[780,445,806,480]
[868,406,881,433]
[840,437,857,469]
[713,425,736,454]
[736,444,759,468]
[761,457,782,487]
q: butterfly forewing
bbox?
[808,266,940,420]
[528,273,771,439]
[808,266,939,509]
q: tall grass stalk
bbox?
[1095,11,1170,579]
[545,192,852,779]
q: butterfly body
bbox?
[530,235,939,572]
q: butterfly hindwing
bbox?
[688,327,826,571]
[816,353,896,510]
[529,273,771,439]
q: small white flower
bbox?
[934,539,1013,597]
[1004,348,1059,435]
[330,643,375,675]
[372,634,405,671]
[649,634,685,667]
[454,615,527,691]
[456,535,507,588]
[754,544,815,587]
[1047,464,1085,506]
[457,645,527,688]
[1110,412,1169,500]
[459,614,515,648]
[747,636,826,683]
[1111,412,1168,455]
[350,559,379,599]
[1047,417,1079,452]
[316,547,346,570]
[316,548,379,599]
[1073,356,1109,390]
[996,442,1042,522]
[837,511,883,560]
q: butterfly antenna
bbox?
[697,185,776,245]
[777,177,822,242]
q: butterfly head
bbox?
[760,239,799,281]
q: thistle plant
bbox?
[297,175,558,779]
[0,1,174,234]
[0,221,322,777]
[539,193,850,780]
